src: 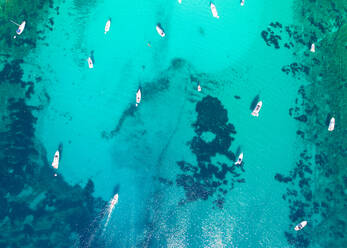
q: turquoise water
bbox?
[2,0,341,247]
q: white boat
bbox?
[156,24,165,37]
[197,84,201,92]
[104,193,119,228]
[104,19,111,34]
[109,194,119,211]
[310,43,315,53]
[294,221,307,231]
[16,21,26,35]
[88,57,93,69]
[328,117,335,131]
[235,153,243,165]
[240,0,245,6]
[136,89,141,107]
[178,0,182,4]
[251,101,262,117]
[210,2,219,19]
[12,20,26,38]
[52,150,59,173]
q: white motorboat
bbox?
[16,21,26,35]
[197,84,201,92]
[136,89,141,107]
[240,0,245,6]
[104,193,119,229]
[12,20,26,38]
[88,57,93,69]
[52,150,59,169]
[310,43,315,53]
[328,117,335,131]
[251,101,262,117]
[210,2,219,19]
[109,194,119,212]
[156,24,165,37]
[235,153,243,165]
[294,221,307,231]
[178,0,182,4]
[104,19,111,34]
[52,150,59,176]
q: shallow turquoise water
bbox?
[15,0,310,246]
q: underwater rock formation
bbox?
[0,81,105,247]
[281,63,310,78]
[176,96,245,208]
[0,0,55,58]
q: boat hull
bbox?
[156,25,165,37]
[52,151,59,169]
[136,89,141,106]
[210,3,219,18]
[16,21,26,35]
[251,101,262,117]
[294,221,307,231]
[88,57,93,68]
[328,117,335,131]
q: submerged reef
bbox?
[0,57,106,247]
[0,0,56,59]
[176,96,245,209]
[271,0,346,247]
[0,97,106,248]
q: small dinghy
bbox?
[210,2,219,19]
[136,89,141,107]
[310,43,315,53]
[235,153,243,165]
[294,221,307,231]
[156,24,165,37]
[251,101,262,117]
[104,19,111,34]
[52,150,59,176]
[240,0,245,6]
[88,57,93,69]
[328,117,335,131]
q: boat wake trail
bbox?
[103,194,119,232]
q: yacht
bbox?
[197,83,201,92]
[240,0,245,6]
[105,19,111,34]
[210,2,219,19]
[251,101,262,117]
[328,117,335,131]
[88,57,93,69]
[156,24,165,37]
[104,193,119,229]
[16,21,26,35]
[12,20,26,38]
[310,43,315,53]
[52,151,59,176]
[294,221,307,231]
[52,150,59,169]
[136,89,141,107]
[109,194,119,212]
[235,153,243,165]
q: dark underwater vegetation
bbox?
[0,58,106,247]
[268,0,347,246]
[176,95,245,209]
